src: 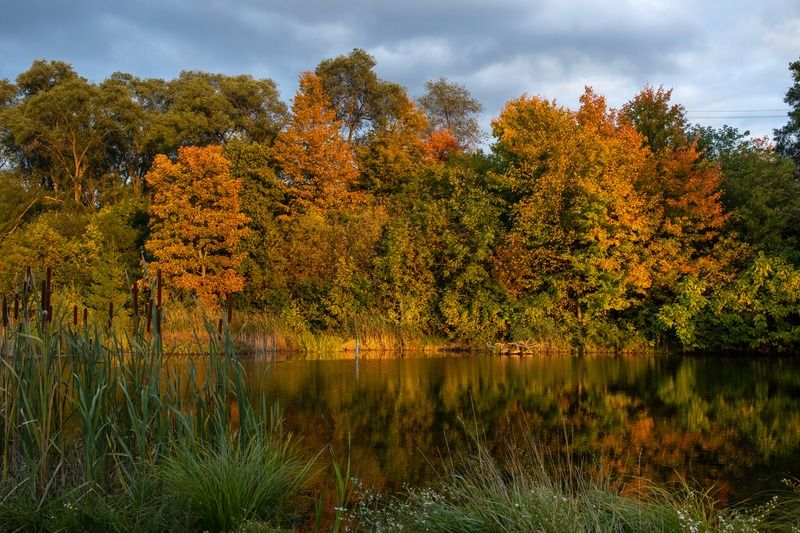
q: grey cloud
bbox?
[1,0,797,138]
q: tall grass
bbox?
[0,289,316,532]
[352,430,800,532]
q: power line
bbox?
[685,109,789,113]
[688,115,786,119]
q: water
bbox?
[246,354,800,503]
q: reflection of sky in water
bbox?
[241,355,800,504]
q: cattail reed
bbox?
[2,294,7,327]
[73,305,78,327]
[132,281,139,316]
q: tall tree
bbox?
[272,73,362,214]
[418,77,483,151]
[315,48,406,143]
[357,93,432,194]
[145,145,249,303]
[620,85,687,154]
[492,88,655,348]
[775,58,800,169]
[1,72,112,203]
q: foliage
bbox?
[1,57,800,352]
[145,145,249,303]
[272,73,363,214]
[315,48,406,144]
[775,57,800,168]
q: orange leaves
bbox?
[144,145,249,303]
[272,73,363,214]
[425,128,460,162]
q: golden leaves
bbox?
[145,145,249,303]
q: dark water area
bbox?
[244,354,800,503]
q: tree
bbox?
[1,65,113,203]
[775,58,800,168]
[144,145,249,303]
[224,140,288,308]
[272,73,362,214]
[160,71,287,148]
[357,93,433,194]
[620,85,687,154]
[621,87,729,297]
[492,88,655,348]
[418,77,483,151]
[699,127,800,260]
[315,49,406,143]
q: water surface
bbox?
[246,354,800,502]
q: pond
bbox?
[246,354,800,504]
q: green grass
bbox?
[351,434,800,532]
[0,291,317,532]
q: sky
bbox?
[2,0,799,141]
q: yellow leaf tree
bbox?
[145,145,249,303]
[492,88,655,346]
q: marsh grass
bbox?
[352,428,800,532]
[0,290,316,532]
[162,301,454,358]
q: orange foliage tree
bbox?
[622,87,729,291]
[145,145,249,303]
[272,73,362,214]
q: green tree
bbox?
[315,48,406,143]
[224,140,288,308]
[775,58,800,168]
[1,65,113,202]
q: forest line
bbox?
[2,50,800,353]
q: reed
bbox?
[0,281,316,532]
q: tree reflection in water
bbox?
[238,355,800,504]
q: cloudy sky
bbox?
[2,0,798,140]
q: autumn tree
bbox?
[145,145,249,303]
[492,88,655,348]
[418,77,484,151]
[315,49,406,143]
[272,73,362,214]
[357,93,433,194]
[621,87,729,310]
